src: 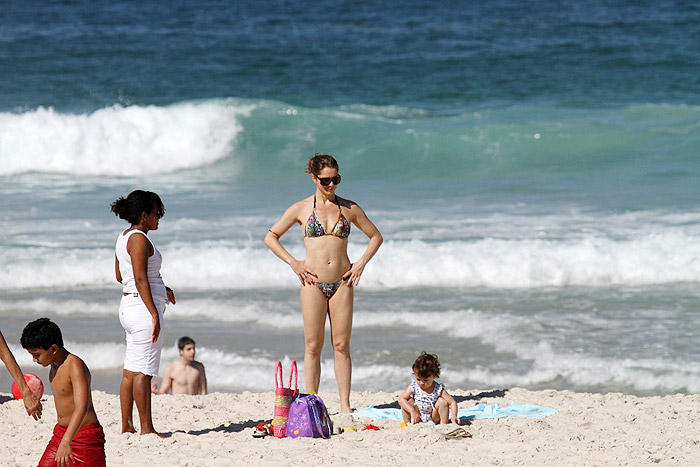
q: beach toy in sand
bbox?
[345,426,356,432]
[361,424,380,431]
[400,421,408,429]
[11,374,44,400]
[253,421,273,438]
[441,427,472,440]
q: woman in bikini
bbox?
[265,153,382,413]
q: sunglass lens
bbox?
[318,175,341,186]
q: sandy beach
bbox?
[2,387,698,466]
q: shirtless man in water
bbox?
[21,318,106,467]
[152,336,207,395]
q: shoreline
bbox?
[2,387,699,466]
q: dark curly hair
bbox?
[21,318,64,350]
[110,190,165,225]
[412,351,441,379]
[305,152,339,176]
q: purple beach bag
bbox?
[284,393,333,439]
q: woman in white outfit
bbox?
[111,190,175,436]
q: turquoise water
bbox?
[1,1,699,397]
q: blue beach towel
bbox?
[353,402,557,421]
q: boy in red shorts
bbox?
[21,318,106,467]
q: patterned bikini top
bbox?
[304,196,351,239]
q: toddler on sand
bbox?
[398,352,459,425]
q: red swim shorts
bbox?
[37,422,106,467]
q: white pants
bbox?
[119,295,166,376]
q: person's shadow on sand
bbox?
[171,390,512,436]
[369,389,510,425]
[373,388,509,409]
[453,388,508,403]
[183,419,265,436]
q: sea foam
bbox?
[2,229,700,290]
[3,100,700,179]
[0,102,251,176]
[8,332,699,394]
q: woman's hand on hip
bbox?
[291,259,317,286]
[166,286,176,304]
[342,261,366,287]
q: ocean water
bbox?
[1,0,700,397]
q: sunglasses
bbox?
[317,174,341,186]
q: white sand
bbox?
[1,388,699,466]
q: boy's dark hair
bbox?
[21,318,64,350]
[412,351,441,379]
[178,336,195,350]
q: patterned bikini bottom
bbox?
[313,278,347,300]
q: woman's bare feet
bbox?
[121,421,136,434]
[141,429,168,438]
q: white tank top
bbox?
[115,229,167,303]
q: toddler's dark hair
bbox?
[412,351,441,379]
[21,318,64,350]
[178,336,195,350]
[110,190,165,225]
